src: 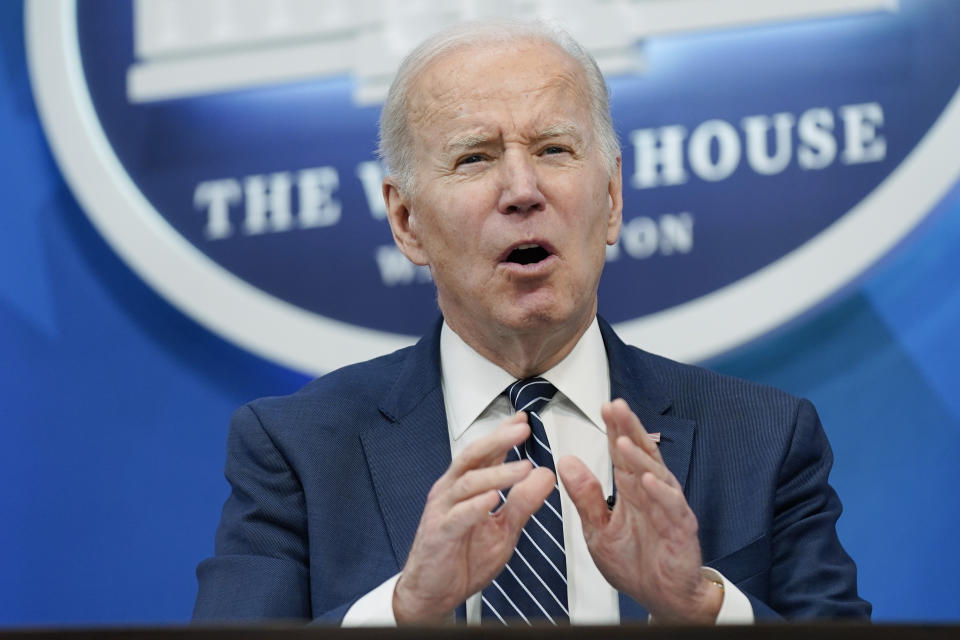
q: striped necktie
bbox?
[481,377,569,625]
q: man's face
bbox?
[387,41,622,340]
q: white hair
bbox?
[377,19,621,194]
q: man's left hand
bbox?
[556,399,722,623]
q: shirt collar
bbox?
[541,318,609,435]
[440,318,610,440]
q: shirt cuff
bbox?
[341,573,400,627]
[702,567,754,624]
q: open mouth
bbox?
[505,243,551,265]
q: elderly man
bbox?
[193,20,870,625]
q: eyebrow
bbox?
[444,123,585,154]
[534,122,583,144]
[445,133,491,154]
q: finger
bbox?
[641,471,697,533]
[556,455,609,533]
[603,399,658,455]
[603,401,639,473]
[443,489,503,536]
[443,413,529,482]
[616,435,679,489]
[497,466,555,532]
[603,399,663,462]
[447,459,533,504]
[611,464,652,511]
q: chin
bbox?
[495,302,578,334]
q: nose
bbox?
[497,151,545,215]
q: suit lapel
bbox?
[600,318,696,621]
[600,317,696,491]
[360,321,451,568]
[618,401,696,494]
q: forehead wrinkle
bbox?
[446,121,584,152]
[442,119,584,158]
[406,41,596,158]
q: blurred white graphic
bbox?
[128,0,897,105]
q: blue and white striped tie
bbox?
[481,377,569,625]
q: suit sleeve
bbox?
[193,404,362,622]
[193,404,312,620]
[766,399,871,619]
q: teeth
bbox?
[516,243,539,250]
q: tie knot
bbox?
[507,377,558,416]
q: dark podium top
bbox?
[0,625,956,640]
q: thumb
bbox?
[557,455,609,534]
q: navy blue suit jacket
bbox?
[193,317,870,622]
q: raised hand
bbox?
[556,399,722,623]
[393,412,555,624]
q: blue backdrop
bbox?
[2,1,959,625]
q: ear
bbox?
[606,156,624,246]
[383,178,429,266]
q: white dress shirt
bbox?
[342,319,753,625]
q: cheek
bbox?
[419,215,481,274]
[436,190,497,242]
[572,195,615,273]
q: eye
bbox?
[456,153,485,167]
[541,145,569,156]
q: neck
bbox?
[444,304,597,380]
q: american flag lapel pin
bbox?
[648,432,661,444]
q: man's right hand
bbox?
[393,413,554,624]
